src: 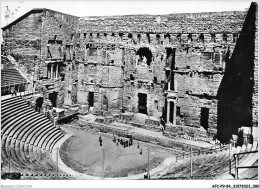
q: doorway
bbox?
[138,93,147,114]
[35,97,44,112]
[200,107,209,130]
[49,92,58,107]
[169,101,174,124]
[88,91,94,107]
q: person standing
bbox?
[52,109,59,128]
[237,129,244,147]
[129,136,133,145]
[139,148,142,155]
[160,117,165,134]
[99,136,102,146]
[113,135,116,142]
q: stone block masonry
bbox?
[1,4,258,142]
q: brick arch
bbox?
[136,47,153,66]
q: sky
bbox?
[1,0,253,27]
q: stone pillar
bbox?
[166,100,170,123]
[56,64,59,79]
[173,101,176,126]
[50,64,54,79]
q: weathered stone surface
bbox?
[1,5,257,142]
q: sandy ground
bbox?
[60,125,177,177]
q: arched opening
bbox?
[136,47,152,66]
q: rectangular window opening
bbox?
[200,107,209,130]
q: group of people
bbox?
[1,87,18,96]
[98,134,144,155]
[112,135,133,148]
[113,135,143,155]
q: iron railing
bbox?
[232,150,258,179]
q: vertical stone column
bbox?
[173,101,176,126]
[166,100,170,123]
[50,64,54,79]
[219,51,222,66]
[56,64,59,79]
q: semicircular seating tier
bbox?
[1,96,66,178]
[1,69,29,88]
[157,142,258,180]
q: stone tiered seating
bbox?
[159,142,258,180]
[160,149,230,179]
[1,96,66,179]
[1,69,29,88]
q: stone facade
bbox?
[1,4,258,142]
[2,9,79,105]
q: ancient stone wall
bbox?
[3,7,257,141]
[2,9,79,108]
[63,61,79,106]
[2,9,78,76]
[78,11,246,33]
[2,12,43,75]
[252,3,258,135]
